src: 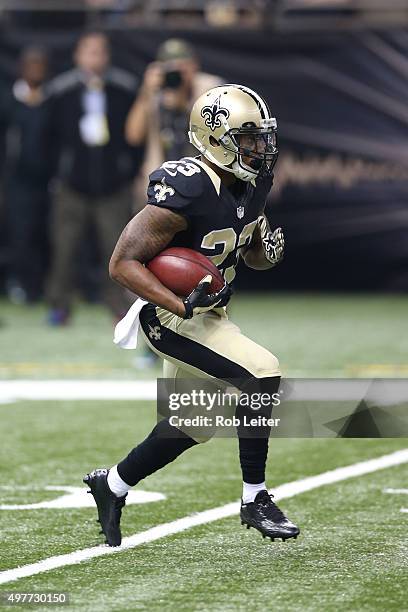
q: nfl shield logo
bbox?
[237,206,244,219]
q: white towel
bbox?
[113,298,148,349]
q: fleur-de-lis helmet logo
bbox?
[200,95,230,131]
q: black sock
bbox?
[237,376,281,484]
[117,419,198,486]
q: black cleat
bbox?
[240,490,300,542]
[83,468,127,547]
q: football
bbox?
[146,247,224,297]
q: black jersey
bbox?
[147,157,272,283]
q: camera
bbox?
[163,69,183,89]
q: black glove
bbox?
[183,275,232,319]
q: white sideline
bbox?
[0,380,156,403]
[1,448,407,585]
[2,379,408,404]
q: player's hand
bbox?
[182,275,232,319]
[258,216,285,266]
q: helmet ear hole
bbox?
[209,136,220,147]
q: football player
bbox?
[84,84,299,546]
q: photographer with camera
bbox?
[126,38,222,188]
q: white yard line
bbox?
[0,380,156,403]
[0,448,407,585]
[2,379,408,404]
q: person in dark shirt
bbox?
[46,31,143,324]
[3,46,52,303]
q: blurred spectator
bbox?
[46,31,142,325]
[126,38,223,203]
[125,38,222,367]
[2,47,52,303]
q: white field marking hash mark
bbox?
[0,486,165,510]
[0,448,407,585]
[383,487,408,513]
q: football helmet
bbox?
[189,84,278,182]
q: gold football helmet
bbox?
[188,84,278,182]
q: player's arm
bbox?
[109,206,231,318]
[242,215,285,270]
[109,206,188,316]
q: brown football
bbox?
[146,247,224,297]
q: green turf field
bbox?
[0,295,407,610]
[1,293,408,378]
